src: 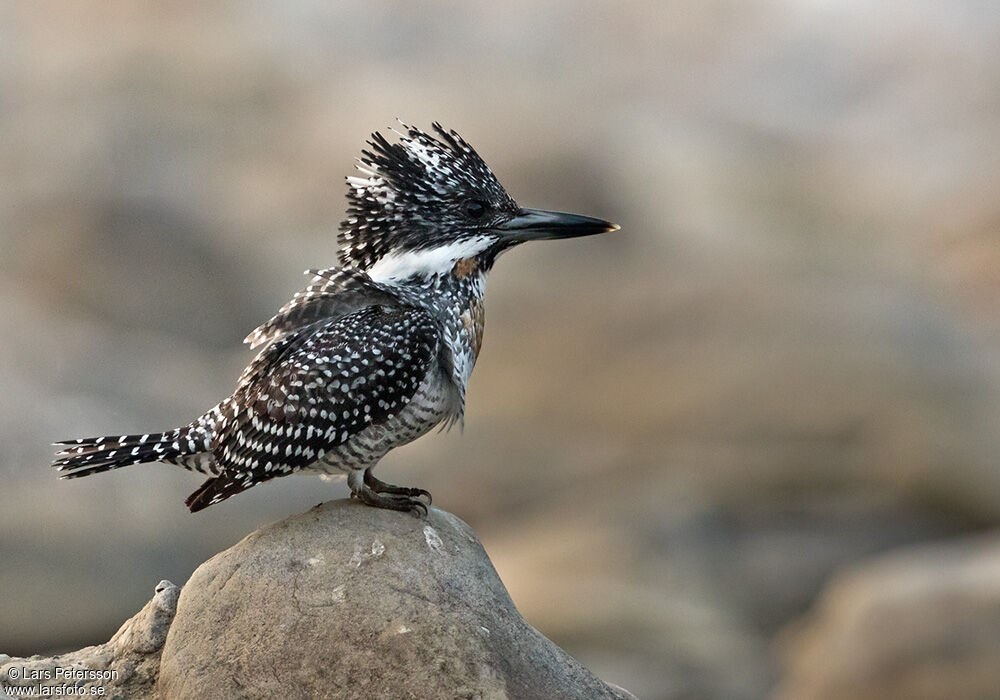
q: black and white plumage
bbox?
[53,121,617,514]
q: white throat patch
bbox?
[366,236,494,282]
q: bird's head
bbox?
[339,122,617,283]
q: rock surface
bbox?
[3,502,633,699]
[157,500,633,700]
[774,535,1000,700]
[1,580,179,699]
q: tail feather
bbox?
[53,430,188,479]
[184,475,254,513]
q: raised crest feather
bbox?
[337,122,517,271]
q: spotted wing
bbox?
[186,305,440,511]
[244,267,401,349]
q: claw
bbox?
[413,488,432,505]
[362,470,432,509]
[352,477,430,518]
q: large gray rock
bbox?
[774,534,1000,700]
[2,503,633,699]
[158,500,634,700]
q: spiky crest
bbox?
[338,121,517,272]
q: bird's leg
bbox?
[347,469,430,517]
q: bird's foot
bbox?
[364,470,432,505]
[352,486,429,517]
[350,470,431,517]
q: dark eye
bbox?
[464,200,487,220]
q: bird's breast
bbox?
[460,297,486,360]
[311,361,455,473]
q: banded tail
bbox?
[53,428,201,479]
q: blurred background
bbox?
[2,2,999,698]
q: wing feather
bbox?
[189,305,440,510]
[244,267,401,349]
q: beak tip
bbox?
[607,223,621,232]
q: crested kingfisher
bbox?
[53,122,618,515]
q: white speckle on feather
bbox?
[307,554,325,567]
[331,585,346,603]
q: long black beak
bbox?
[495,207,619,241]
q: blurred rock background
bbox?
[1,2,998,698]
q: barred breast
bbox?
[310,360,458,474]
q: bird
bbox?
[52,121,618,515]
